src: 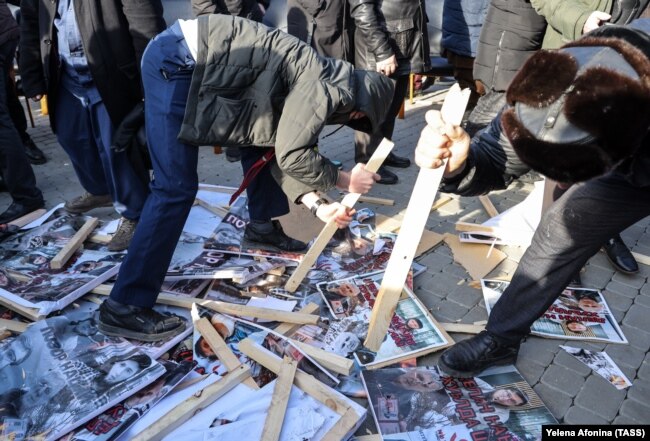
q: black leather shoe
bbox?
[384,152,411,168]
[376,166,398,185]
[0,200,45,224]
[23,138,47,165]
[244,220,307,252]
[98,298,186,342]
[438,331,520,377]
[602,235,639,274]
[568,272,582,287]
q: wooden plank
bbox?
[353,435,384,441]
[50,217,98,269]
[131,364,251,441]
[261,357,298,441]
[0,328,11,341]
[195,198,229,217]
[478,195,499,218]
[91,284,113,295]
[0,318,29,333]
[0,296,42,321]
[8,208,47,227]
[631,251,650,267]
[364,84,470,351]
[238,338,357,417]
[357,195,395,206]
[441,322,484,334]
[430,195,453,212]
[90,288,319,325]
[274,303,319,335]
[291,340,353,376]
[195,317,259,389]
[455,221,498,233]
[87,233,111,245]
[284,138,394,292]
[322,408,360,441]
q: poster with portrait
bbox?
[482,280,628,344]
[0,315,164,441]
[561,346,632,390]
[160,279,210,298]
[59,360,193,441]
[316,273,452,369]
[362,365,556,441]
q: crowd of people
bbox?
[0,0,648,381]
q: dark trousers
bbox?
[6,71,28,143]
[111,23,289,308]
[354,74,409,162]
[0,37,42,206]
[240,147,290,220]
[487,174,650,343]
[54,72,149,220]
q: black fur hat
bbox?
[502,32,650,182]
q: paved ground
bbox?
[3,81,649,431]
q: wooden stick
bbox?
[430,195,453,212]
[322,408,361,441]
[0,296,42,321]
[87,233,112,245]
[454,221,498,233]
[291,340,353,376]
[285,138,394,292]
[8,208,47,227]
[478,195,499,218]
[440,322,484,334]
[90,288,319,325]
[0,318,29,333]
[274,303,320,335]
[261,357,298,441]
[0,328,11,341]
[132,364,250,441]
[195,317,258,389]
[195,198,229,218]
[50,217,98,269]
[357,195,395,206]
[631,251,650,267]
[365,84,470,351]
[239,338,357,416]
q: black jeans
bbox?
[487,173,650,343]
[0,37,42,205]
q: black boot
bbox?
[98,298,186,342]
[602,235,639,274]
[384,152,411,168]
[244,220,307,252]
[0,200,45,224]
[376,166,398,185]
[438,331,520,377]
[23,137,47,165]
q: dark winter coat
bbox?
[473,0,547,92]
[441,0,489,58]
[192,0,264,22]
[348,0,430,75]
[286,0,351,61]
[18,0,166,129]
[442,21,650,195]
[0,0,19,47]
[179,15,394,201]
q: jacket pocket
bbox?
[196,92,252,143]
[385,18,416,60]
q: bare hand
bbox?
[415,110,470,177]
[30,94,43,102]
[583,11,611,33]
[348,163,380,194]
[316,202,355,228]
[376,54,398,77]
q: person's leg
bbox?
[240,147,306,251]
[439,175,650,376]
[0,38,43,222]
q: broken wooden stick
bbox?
[430,195,453,212]
[132,364,251,441]
[365,84,471,351]
[261,356,298,441]
[440,322,484,334]
[284,138,394,292]
[290,339,354,376]
[478,195,499,218]
[50,217,98,269]
[195,198,229,217]
[0,318,29,334]
[195,317,259,389]
[8,208,47,228]
[357,195,395,206]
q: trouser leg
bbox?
[239,147,290,221]
[111,26,197,308]
[487,175,650,343]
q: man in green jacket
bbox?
[97,15,394,341]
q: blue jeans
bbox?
[487,174,650,342]
[111,22,292,307]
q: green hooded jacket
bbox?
[179,15,394,202]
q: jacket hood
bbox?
[346,70,395,133]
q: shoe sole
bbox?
[98,321,187,342]
[437,355,516,378]
[601,248,639,274]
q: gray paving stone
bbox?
[563,406,610,424]
[618,399,650,423]
[602,290,634,312]
[447,285,482,309]
[516,357,547,386]
[553,349,592,377]
[574,376,627,421]
[533,383,574,419]
[417,251,453,271]
[605,344,646,370]
[623,304,650,334]
[429,299,470,323]
[638,360,650,380]
[625,378,650,406]
[619,324,650,352]
[611,271,647,289]
[635,294,650,308]
[605,280,642,299]
[461,306,488,324]
[540,365,586,396]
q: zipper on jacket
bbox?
[491,30,506,89]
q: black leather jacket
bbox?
[349,0,430,75]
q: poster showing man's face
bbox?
[19,371,67,413]
[393,369,443,393]
[0,335,32,370]
[488,387,528,407]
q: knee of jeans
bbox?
[152,178,197,205]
